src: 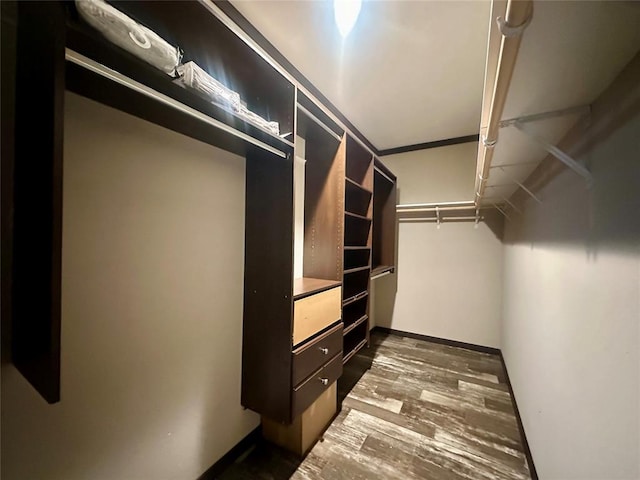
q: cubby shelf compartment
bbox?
[343,322,368,364]
[343,315,368,336]
[342,268,369,303]
[343,295,368,330]
[344,248,370,271]
[342,291,368,308]
[344,212,372,247]
[345,178,372,218]
[346,135,373,189]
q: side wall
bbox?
[1,93,259,480]
[373,142,504,348]
[501,55,640,479]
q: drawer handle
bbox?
[319,378,329,386]
[319,347,329,355]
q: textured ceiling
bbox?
[229,0,492,150]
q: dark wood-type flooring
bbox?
[219,330,532,479]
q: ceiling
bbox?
[229,0,492,151]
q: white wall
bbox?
[1,93,259,480]
[502,55,640,479]
[382,141,477,204]
[373,142,504,348]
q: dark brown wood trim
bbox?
[196,426,262,480]
[372,327,500,355]
[498,352,539,480]
[214,0,379,156]
[378,134,479,156]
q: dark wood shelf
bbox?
[343,315,368,336]
[344,246,371,251]
[345,176,372,194]
[343,338,367,365]
[345,211,372,222]
[343,266,370,275]
[342,290,368,307]
[346,135,373,188]
[293,277,342,300]
[345,179,372,217]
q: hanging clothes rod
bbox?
[475,0,533,204]
[399,215,483,223]
[65,49,289,159]
[296,103,342,142]
[397,200,475,208]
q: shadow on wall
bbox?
[504,52,640,256]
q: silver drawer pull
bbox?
[320,378,329,386]
[320,347,329,355]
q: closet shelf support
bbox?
[513,121,593,187]
[498,166,543,204]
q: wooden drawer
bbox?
[292,323,343,387]
[292,353,342,417]
[292,286,341,346]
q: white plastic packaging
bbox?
[176,61,241,112]
[238,104,280,136]
[75,0,182,76]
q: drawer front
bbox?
[293,286,341,346]
[292,353,342,417]
[292,323,343,387]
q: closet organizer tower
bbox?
[6,0,396,456]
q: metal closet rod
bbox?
[296,103,342,143]
[400,215,482,222]
[65,49,289,159]
[475,0,533,202]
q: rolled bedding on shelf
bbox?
[238,104,280,136]
[176,61,241,112]
[176,62,280,136]
[75,0,182,76]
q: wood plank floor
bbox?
[219,331,532,479]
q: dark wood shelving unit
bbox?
[341,134,374,364]
[7,0,398,414]
[10,0,298,405]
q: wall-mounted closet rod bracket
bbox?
[502,196,522,214]
[499,166,543,204]
[500,105,590,128]
[492,204,511,221]
[490,160,540,169]
[513,121,593,187]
